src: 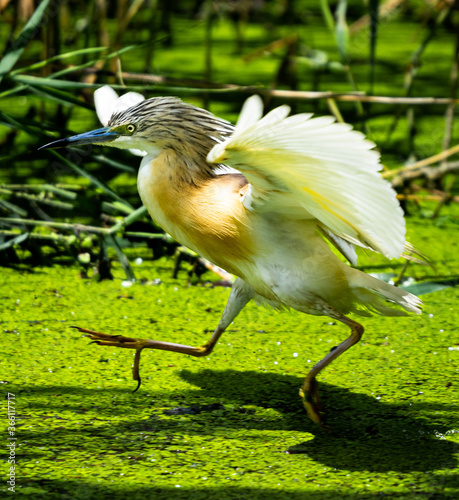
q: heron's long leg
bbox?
[73,278,253,390]
[300,313,364,426]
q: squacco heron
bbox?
[41,90,422,425]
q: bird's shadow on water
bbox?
[14,370,459,500]
[16,369,457,477]
[177,369,458,473]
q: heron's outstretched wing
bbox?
[207,96,405,259]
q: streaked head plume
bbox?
[107,97,234,164]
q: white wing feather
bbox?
[94,86,119,126]
[94,85,147,157]
[207,99,405,259]
[94,85,146,126]
[234,94,264,133]
[111,90,145,114]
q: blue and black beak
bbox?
[39,127,119,150]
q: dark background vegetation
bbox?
[0,0,458,277]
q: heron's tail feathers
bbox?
[349,270,422,317]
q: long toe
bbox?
[71,326,145,349]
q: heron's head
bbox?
[40,97,234,160]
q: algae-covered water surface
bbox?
[1,2,459,498]
[2,209,459,499]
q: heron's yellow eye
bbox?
[126,124,136,134]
